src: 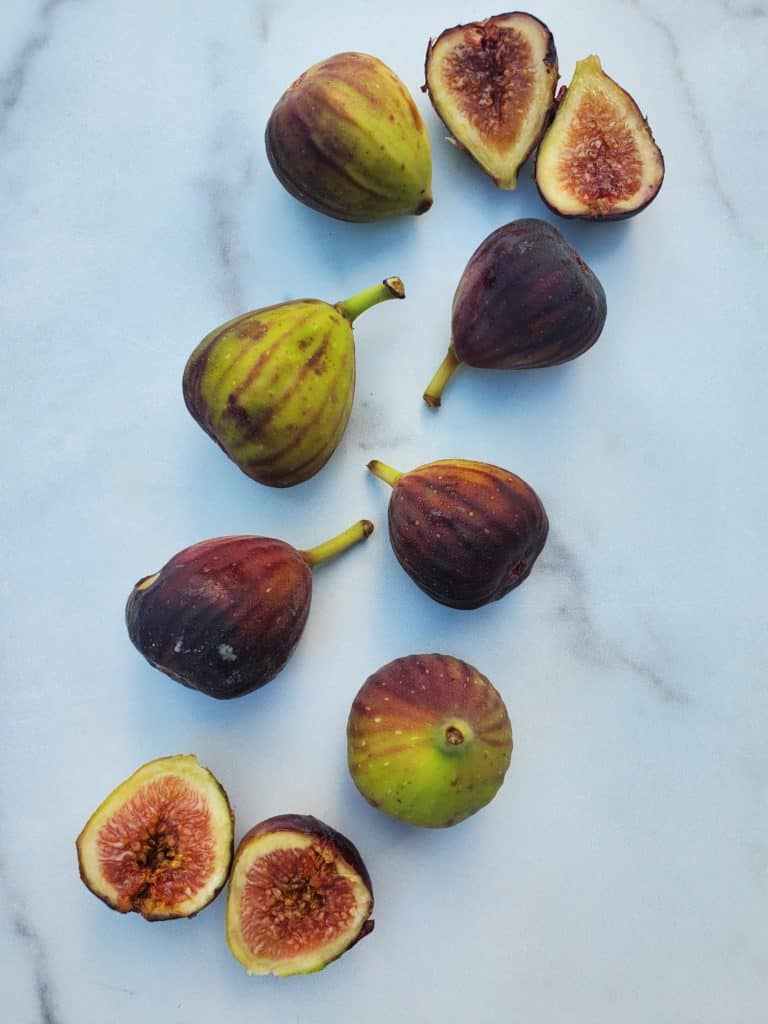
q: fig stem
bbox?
[301,519,374,569]
[366,460,402,488]
[335,277,405,323]
[423,347,461,408]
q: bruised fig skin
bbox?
[226,814,374,976]
[76,755,234,921]
[424,218,606,406]
[535,55,665,220]
[368,458,548,609]
[424,12,558,189]
[126,520,373,700]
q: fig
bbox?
[423,218,606,407]
[535,55,664,219]
[226,814,374,976]
[184,277,405,488]
[424,12,558,189]
[347,654,513,828]
[266,52,433,222]
[126,519,373,699]
[367,458,548,609]
[76,754,233,921]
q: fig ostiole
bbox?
[535,55,664,220]
[266,51,433,222]
[347,654,513,828]
[226,814,374,976]
[423,218,606,407]
[126,520,373,700]
[76,755,234,921]
[368,458,548,609]
[183,277,405,488]
[424,12,558,189]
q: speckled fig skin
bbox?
[368,458,548,609]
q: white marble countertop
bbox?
[2,1,766,1022]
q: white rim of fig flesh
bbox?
[226,828,373,976]
[76,754,233,920]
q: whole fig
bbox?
[266,52,433,222]
[423,218,606,407]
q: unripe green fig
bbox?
[266,52,433,222]
[183,278,405,487]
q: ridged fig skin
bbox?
[386,460,548,609]
[126,536,312,699]
[452,218,607,369]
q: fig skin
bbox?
[126,521,373,700]
[226,814,374,976]
[76,754,234,921]
[266,52,433,222]
[368,458,548,609]
[423,218,607,407]
[183,278,405,488]
[347,654,513,828]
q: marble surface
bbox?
[1,1,766,1021]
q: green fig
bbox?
[266,52,433,222]
[183,278,405,487]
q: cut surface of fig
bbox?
[76,755,234,921]
[536,55,664,219]
[425,12,558,189]
[226,815,374,976]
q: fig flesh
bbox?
[424,218,606,407]
[348,654,513,828]
[184,277,405,488]
[266,52,433,222]
[535,55,664,219]
[126,520,373,699]
[226,814,374,976]
[76,755,233,921]
[368,458,548,609]
[424,12,558,189]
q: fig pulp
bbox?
[184,277,405,488]
[126,520,373,699]
[226,814,374,976]
[424,12,558,189]
[76,755,233,920]
[535,55,664,219]
[423,218,606,407]
[348,654,513,828]
[266,52,433,222]
[368,458,548,609]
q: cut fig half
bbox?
[535,55,665,219]
[424,12,558,189]
[226,814,374,976]
[76,754,234,921]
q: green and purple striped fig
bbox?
[347,654,513,828]
[226,814,374,976]
[266,52,433,222]
[368,458,548,609]
[126,519,373,699]
[183,277,405,487]
[423,218,607,407]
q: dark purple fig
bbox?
[423,218,607,407]
[126,520,373,699]
[226,814,374,975]
[367,458,548,609]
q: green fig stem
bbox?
[301,519,374,569]
[423,346,461,408]
[366,460,403,488]
[335,277,405,323]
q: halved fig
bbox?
[424,12,558,189]
[535,55,664,219]
[226,814,374,976]
[76,755,234,921]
